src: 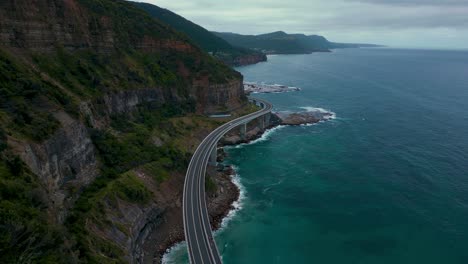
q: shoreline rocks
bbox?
[158,108,336,262]
[244,82,301,94]
[276,109,335,125]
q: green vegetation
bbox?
[142,161,171,183]
[66,102,198,261]
[213,31,332,54]
[31,48,219,98]
[112,172,152,204]
[0,128,7,153]
[0,0,247,262]
[0,50,63,141]
[132,2,266,66]
[0,152,69,263]
[66,171,147,263]
[205,175,217,193]
[78,0,178,43]
[214,31,381,54]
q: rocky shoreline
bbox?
[244,82,301,95]
[156,109,335,263]
[149,165,239,264]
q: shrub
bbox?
[0,128,6,153]
[112,172,151,203]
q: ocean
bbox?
[164,48,468,264]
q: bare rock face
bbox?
[0,0,110,52]
[0,0,249,262]
[0,0,196,54]
[193,77,245,114]
[276,110,335,125]
[10,111,99,223]
[277,112,320,125]
[230,53,267,67]
[91,198,164,264]
[0,0,247,114]
[80,88,167,128]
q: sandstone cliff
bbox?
[228,53,267,67]
[0,0,247,262]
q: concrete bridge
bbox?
[183,98,272,264]
[209,98,272,165]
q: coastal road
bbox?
[183,98,272,264]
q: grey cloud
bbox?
[349,0,468,6]
[134,0,468,48]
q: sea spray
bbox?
[216,165,246,231]
[163,125,287,263]
[299,106,337,120]
[161,241,187,264]
[226,125,287,149]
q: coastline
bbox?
[158,124,279,263]
[159,110,335,263]
[149,163,240,264]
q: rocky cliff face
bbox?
[0,0,109,52]
[0,0,192,54]
[193,77,245,114]
[80,88,167,128]
[9,111,98,223]
[0,0,245,112]
[230,53,267,66]
[0,0,249,262]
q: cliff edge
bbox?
[0,0,247,262]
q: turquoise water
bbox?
[165,48,468,264]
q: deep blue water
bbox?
[165,48,468,263]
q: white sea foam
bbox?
[161,241,187,264]
[162,167,248,263]
[216,165,247,231]
[299,106,337,120]
[163,125,286,263]
[227,125,287,149]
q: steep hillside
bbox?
[213,31,330,54]
[0,0,248,262]
[214,31,382,54]
[131,2,266,66]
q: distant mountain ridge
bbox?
[132,2,267,66]
[213,31,383,54]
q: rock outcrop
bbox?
[230,53,267,67]
[9,111,99,223]
[276,110,335,125]
[221,109,335,145]
[193,77,245,114]
[0,0,193,54]
[0,0,250,262]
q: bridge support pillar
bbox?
[209,145,217,165]
[240,123,247,140]
[264,113,271,128]
[258,115,265,131]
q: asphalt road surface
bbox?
[183,98,272,264]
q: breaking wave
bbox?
[299,106,337,120]
[227,125,287,149]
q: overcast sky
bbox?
[134,0,468,49]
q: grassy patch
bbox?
[142,161,171,184]
[66,170,151,262]
[111,172,151,203]
[205,175,217,193]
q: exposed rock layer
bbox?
[9,111,98,223]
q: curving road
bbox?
[183,98,272,264]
